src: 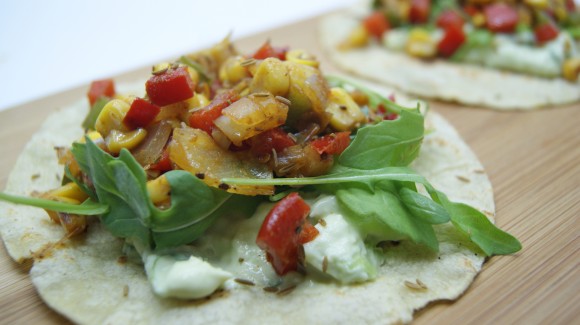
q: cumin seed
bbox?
[122,285,129,297]
[253,92,270,97]
[318,219,327,227]
[322,256,328,273]
[276,285,296,296]
[275,96,291,106]
[31,173,40,180]
[263,286,279,293]
[404,281,425,291]
[234,278,255,286]
[473,169,485,174]
[416,279,428,289]
[456,175,470,183]
[240,58,256,67]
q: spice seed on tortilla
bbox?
[456,175,471,183]
[416,279,428,290]
[322,256,328,273]
[263,286,279,293]
[404,280,427,291]
[473,169,485,174]
[117,255,128,264]
[318,219,327,227]
[234,278,255,286]
[31,174,40,180]
[277,285,297,296]
[122,285,129,297]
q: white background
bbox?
[0,0,356,112]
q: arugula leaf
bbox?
[338,109,424,169]
[0,192,107,215]
[336,182,439,252]
[179,56,211,82]
[399,187,450,224]
[82,97,109,130]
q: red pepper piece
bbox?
[534,21,559,45]
[484,3,519,33]
[436,9,464,30]
[310,131,351,156]
[87,79,115,107]
[123,97,161,129]
[256,192,311,275]
[189,90,239,134]
[363,11,390,40]
[146,67,195,106]
[250,127,296,156]
[298,220,319,245]
[409,0,431,24]
[149,148,172,172]
[437,24,466,57]
[252,41,288,60]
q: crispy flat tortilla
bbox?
[319,10,580,110]
[1,82,493,324]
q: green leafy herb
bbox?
[179,56,211,82]
[81,97,109,130]
[0,192,107,215]
[451,29,493,62]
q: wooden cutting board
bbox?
[1,12,579,325]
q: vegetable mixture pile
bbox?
[342,0,580,80]
[0,38,520,297]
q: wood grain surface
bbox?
[1,13,579,325]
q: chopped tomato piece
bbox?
[436,9,464,30]
[123,98,161,129]
[363,11,390,40]
[409,0,431,24]
[534,21,559,45]
[566,0,576,10]
[256,192,311,275]
[377,104,399,120]
[149,148,172,172]
[189,90,239,134]
[252,41,288,60]
[298,220,319,245]
[146,67,195,106]
[484,3,519,33]
[250,127,296,156]
[310,131,351,155]
[463,5,479,17]
[87,79,115,107]
[437,24,466,57]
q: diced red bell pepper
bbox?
[188,90,239,134]
[149,147,172,172]
[87,79,115,107]
[437,24,466,57]
[484,3,519,33]
[252,41,288,60]
[363,11,390,40]
[310,131,351,156]
[250,127,296,156]
[534,21,559,45]
[123,97,161,129]
[256,192,311,275]
[409,0,431,24]
[377,104,399,120]
[298,220,319,245]
[146,67,195,106]
[436,9,464,30]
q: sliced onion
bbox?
[131,120,173,167]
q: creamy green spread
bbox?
[140,195,383,299]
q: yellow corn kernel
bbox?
[219,55,251,85]
[152,62,172,74]
[286,49,320,68]
[326,88,366,131]
[524,0,548,9]
[47,182,89,202]
[472,13,486,28]
[147,175,171,205]
[339,25,370,50]
[105,128,147,154]
[95,99,131,137]
[42,196,81,224]
[188,93,210,111]
[249,58,290,96]
[78,131,103,144]
[405,28,437,58]
[562,58,580,82]
[185,66,200,86]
